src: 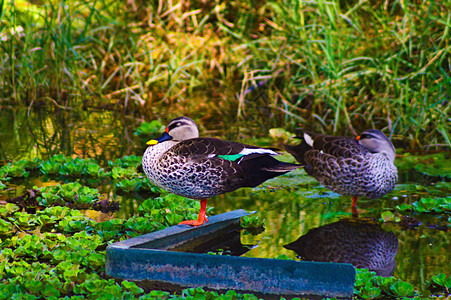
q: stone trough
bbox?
[106,209,356,299]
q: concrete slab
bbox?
[106,209,356,299]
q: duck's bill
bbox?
[147,131,172,145]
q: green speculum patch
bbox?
[218,154,245,161]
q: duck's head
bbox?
[357,129,396,162]
[147,116,199,145]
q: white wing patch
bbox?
[239,148,279,156]
[207,154,216,158]
[304,133,314,147]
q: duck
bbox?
[284,129,397,213]
[142,116,300,226]
[284,218,398,277]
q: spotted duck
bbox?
[142,116,300,226]
[284,129,397,213]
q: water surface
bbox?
[0,106,449,292]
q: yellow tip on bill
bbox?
[147,139,158,145]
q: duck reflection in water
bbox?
[284,218,398,277]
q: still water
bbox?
[0,106,449,292]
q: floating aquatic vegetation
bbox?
[241,214,265,230]
[354,268,451,299]
[0,158,41,178]
[38,182,101,209]
[108,155,142,169]
[39,155,72,175]
[427,273,451,296]
[111,166,139,180]
[354,268,416,299]
[133,120,165,138]
[396,197,451,214]
[114,177,161,194]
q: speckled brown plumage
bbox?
[284,218,398,276]
[143,136,297,199]
[284,129,398,202]
[142,117,300,225]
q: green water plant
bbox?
[37,182,101,209]
[427,273,451,296]
[0,158,42,178]
[1,191,265,299]
[396,197,450,214]
[354,268,417,299]
[137,194,212,228]
[38,155,107,178]
[59,158,107,178]
[114,177,161,194]
[111,166,139,180]
[39,154,72,175]
[134,120,165,138]
[108,156,142,169]
[241,214,264,228]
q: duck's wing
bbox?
[304,131,367,158]
[170,137,300,189]
[285,131,367,164]
[172,137,281,160]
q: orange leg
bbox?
[179,199,208,226]
[351,196,358,208]
[351,196,359,217]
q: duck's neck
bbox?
[145,141,179,159]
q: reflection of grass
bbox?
[396,153,451,179]
[1,0,449,148]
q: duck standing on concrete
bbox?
[142,116,300,226]
[285,129,397,213]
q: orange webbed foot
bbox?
[178,199,208,227]
[178,217,208,226]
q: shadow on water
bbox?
[0,106,450,293]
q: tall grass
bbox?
[230,0,450,149]
[0,0,449,149]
